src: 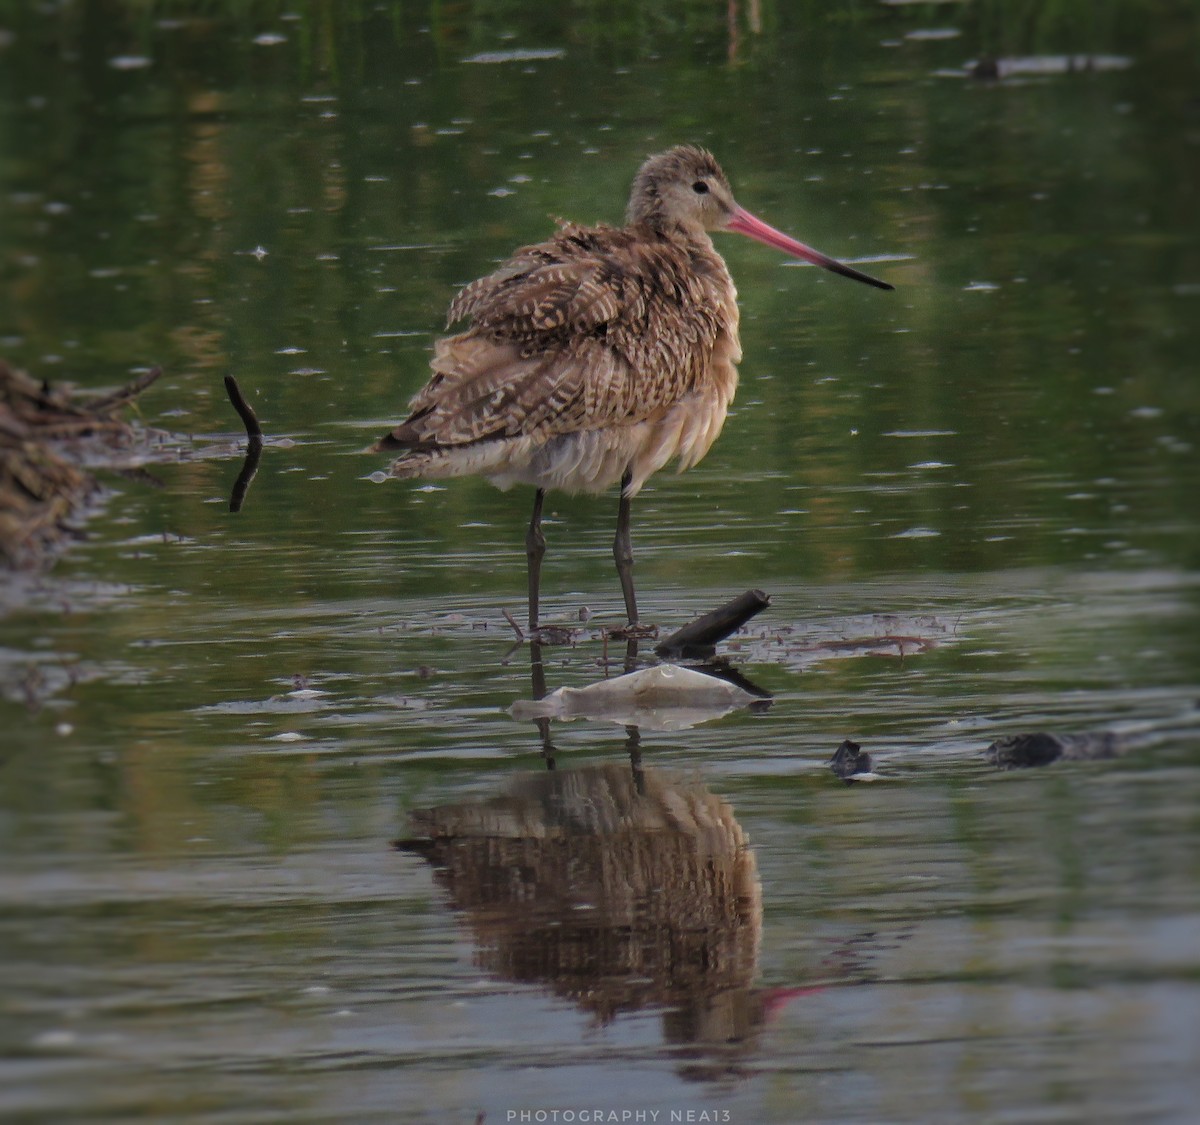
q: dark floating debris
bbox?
[0,360,161,569]
[655,588,771,660]
[829,739,873,783]
[830,723,1177,780]
[986,730,1125,770]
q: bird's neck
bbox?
[628,216,713,250]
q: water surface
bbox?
[1,4,1198,1122]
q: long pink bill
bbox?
[726,206,894,291]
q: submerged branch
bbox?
[655,588,771,659]
[228,438,263,513]
[86,367,163,415]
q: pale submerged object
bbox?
[510,663,759,732]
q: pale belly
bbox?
[487,380,736,498]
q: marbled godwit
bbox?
[375,145,891,632]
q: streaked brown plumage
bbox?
[375,145,891,631]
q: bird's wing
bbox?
[446,227,626,338]
[384,226,730,451]
[390,334,630,449]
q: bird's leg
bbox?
[526,488,547,633]
[613,469,638,627]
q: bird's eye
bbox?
[692,181,709,195]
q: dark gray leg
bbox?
[526,488,547,632]
[613,469,638,627]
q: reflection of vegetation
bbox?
[2,1,1196,63]
[959,0,1199,55]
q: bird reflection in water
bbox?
[398,754,775,1078]
[400,630,794,1079]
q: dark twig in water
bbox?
[502,609,525,640]
[86,367,163,414]
[223,376,264,513]
[223,375,263,441]
[655,588,771,659]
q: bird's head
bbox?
[627,144,893,291]
[626,145,737,234]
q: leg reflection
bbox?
[529,639,556,770]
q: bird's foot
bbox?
[528,624,580,646]
[605,622,659,641]
[502,609,579,646]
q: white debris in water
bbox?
[109,55,152,70]
[253,33,287,46]
[511,664,760,732]
[891,527,941,539]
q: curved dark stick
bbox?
[223,375,263,440]
[223,376,263,512]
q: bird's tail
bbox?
[372,431,517,482]
[371,430,417,454]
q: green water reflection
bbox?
[1,3,1198,1123]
